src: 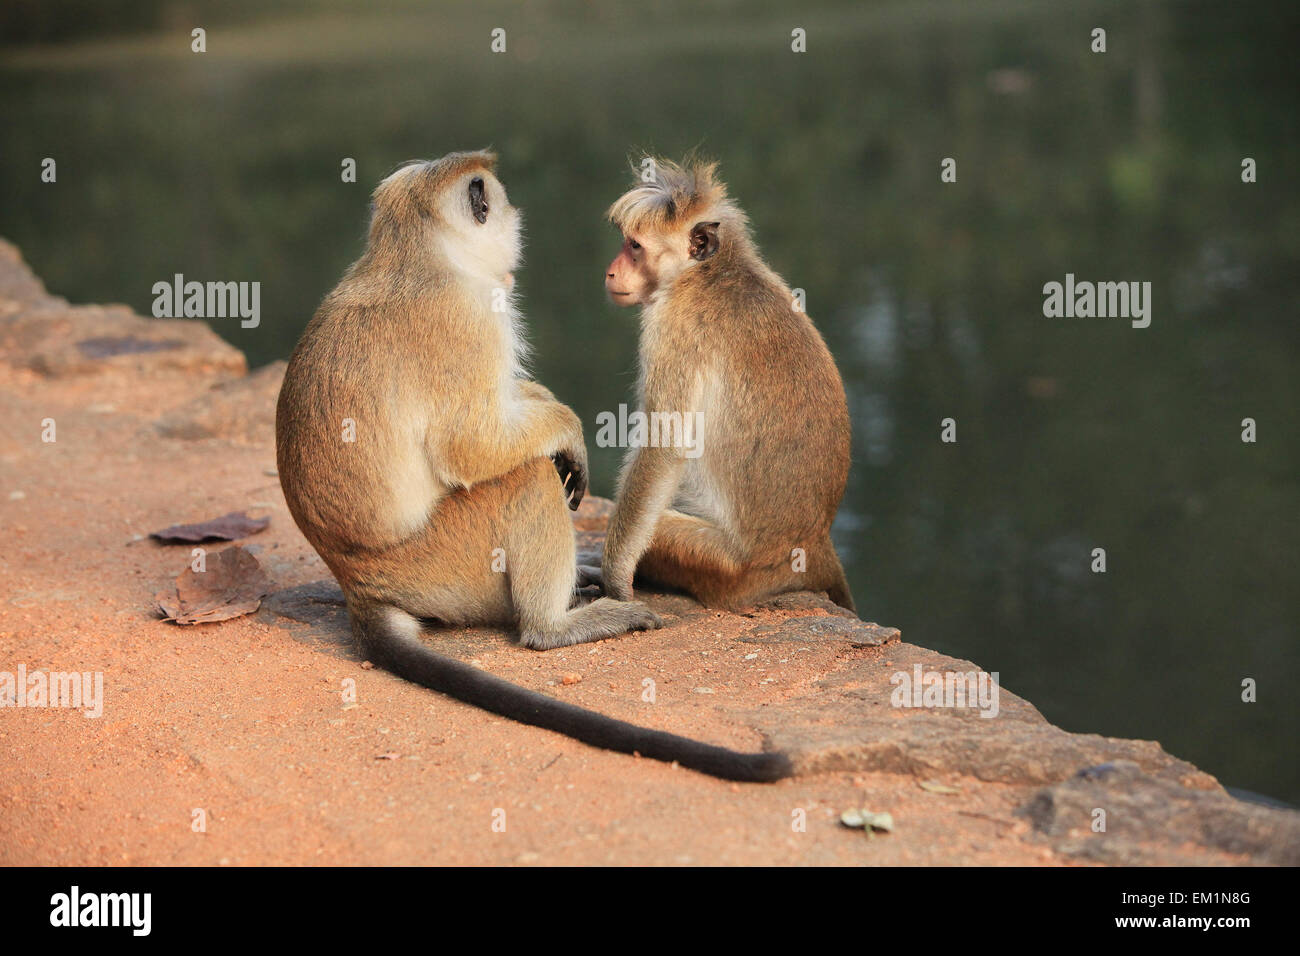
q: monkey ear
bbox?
[689,221,720,261]
[468,177,488,224]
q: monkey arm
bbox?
[507,381,587,503]
[441,395,589,508]
[516,379,558,403]
[519,382,589,507]
[601,445,687,600]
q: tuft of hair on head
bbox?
[366,149,501,249]
[372,150,498,203]
[425,148,498,189]
[607,155,736,237]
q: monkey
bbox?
[275,151,792,782]
[599,157,856,614]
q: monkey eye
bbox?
[468,177,489,224]
[628,239,641,252]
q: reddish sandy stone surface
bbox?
[2,239,1295,866]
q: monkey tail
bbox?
[352,602,793,783]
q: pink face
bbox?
[605,221,720,307]
[605,234,654,306]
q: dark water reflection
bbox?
[2,0,1296,800]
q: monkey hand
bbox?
[551,447,587,510]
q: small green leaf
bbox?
[840,808,894,833]
[860,811,894,833]
[840,809,866,828]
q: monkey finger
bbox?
[568,469,587,510]
[553,454,583,500]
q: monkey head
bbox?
[370,150,523,289]
[604,222,720,306]
[604,158,736,307]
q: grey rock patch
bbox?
[78,336,185,358]
[0,245,245,381]
[2,302,246,378]
[1018,760,1300,865]
[742,615,900,646]
[754,591,859,619]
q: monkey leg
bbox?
[339,467,524,629]
[502,462,661,650]
[633,510,750,607]
[735,535,856,611]
[426,455,660,650]
[343,458,659,648]
[746,535,856,610]
[638,516,856,612]
[728,536,855,610]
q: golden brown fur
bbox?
[272,150,799,781]
[277,150,660,650]
[601,158,855,611]
[272,150,798,781]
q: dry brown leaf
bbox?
[150,511,270,543]
[919,780,963,795]
[155,545,271,625]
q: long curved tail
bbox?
[355,604,793,783]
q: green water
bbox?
[2,0,1296,802]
